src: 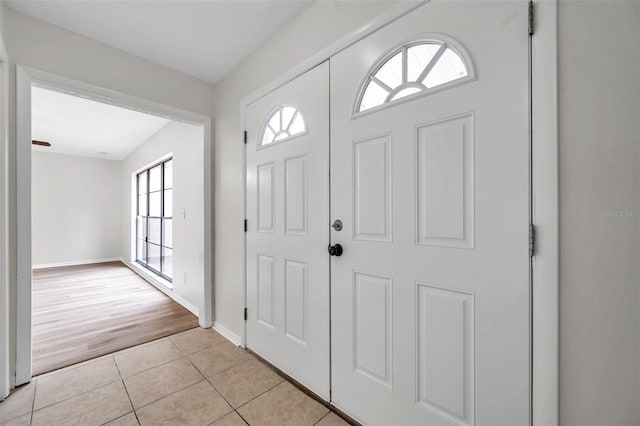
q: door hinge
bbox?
[529,223,536,257]
[243,131,248,145]
[528,0,534,35]
[244,219,248,232]
[244,307,248,321]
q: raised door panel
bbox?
[416,114,474,248]
[257,163,275,233]
[417,283,474,426]
[353,135,392,242]
[285,156,307,236]
[285,259,308,344]
[353,272,392,388]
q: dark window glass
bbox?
[136,158,173,282]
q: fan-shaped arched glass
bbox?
[260,105,307,146]
[357,39,473,113]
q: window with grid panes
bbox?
[136,158,173,283]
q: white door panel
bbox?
[330,1,530,425]
[246,62,330,399]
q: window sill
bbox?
[131,261,174,290]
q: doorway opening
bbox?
[29,83,206,375]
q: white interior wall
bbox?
[212,0,399,339]
[558,2,640,424]
[121,121,204,314]
[3,8,215,117]
[31,151,122,266]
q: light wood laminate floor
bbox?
[32,261,199,375]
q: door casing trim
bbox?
[13,65,215,386]
[240,1,558,424]
[0,56,9,400]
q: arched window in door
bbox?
[356,36,475,114]
[259,105,307,147]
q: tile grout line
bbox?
[168,331,229,357]
[112,354,142,426]
[180,351,241,422]
[131,375,207,412]
[34,353,115,381]
[116,353,183,380]
[232,409,251,426]
[242,350,354,425]
[132,378,241,424]
[119,336,224,379]
[202,372,241,408]
[184,352,280,425]
[195,377,235,424]
[20,330,241,425]
[200,355,282,407]
[182,344,249,380]
[29,378,37,426]
[31,359,122,411]
[232,380,286,411]
[205,410,249,426]
[99,412,137,426]
[32,333,229,417]
[313,411,331,426]
[30,379,121,418]
[33,331,189,378]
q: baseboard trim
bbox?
[32,258,121,270]
[121,259,200,318]
[212,321,242,347]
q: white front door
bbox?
[330,1,530,425]
[245,62,330,399]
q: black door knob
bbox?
[328,244,343,257]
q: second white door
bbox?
[245,61,330,399]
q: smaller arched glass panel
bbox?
[260,105,307,146]
[356,39,473,113]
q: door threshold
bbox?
[245,348,361,426]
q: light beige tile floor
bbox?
[0,328,351,426]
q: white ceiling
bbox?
[32,86,172,161]
[7,0,313,84]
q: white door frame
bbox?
[0,56,10,400]
[14,65,215,385]
[240,1,558,424]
